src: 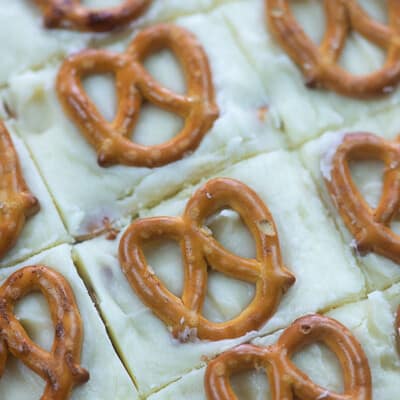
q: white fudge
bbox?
[0,244,137,399]
[300,107,400,290]
[73,150,364,395]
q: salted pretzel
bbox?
[205,314,372,400]
[325,132,400,265]
[57,23,219,168]
[0,265,89,399]
[119,178,295,342]
[267,0,400,98]
[0,122,39,259]
[34,0,151,32]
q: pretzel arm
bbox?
[319,1,348,63]
[347,0,393,49]
[267,0,321,82]
[35,0,151,32]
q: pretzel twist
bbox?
[0,265,89,399]
[33,0,151,32]
[119,178,295,342]
[0,122,39,259]
[57,23,219,168]
[205,314,372,400]
[267,0,400,98]
[325,132,400,264]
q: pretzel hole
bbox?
[132,103,183,146]
[338,33,385,76]
[290,0,325,44]
[83,73,117,122]
[205,209,256,259]
[143,49,186,94]
[81,0,122,7]
[230,370,270,399]
[142,238,184,297]
[292,342,344,393]
[349,159,384,209]
[14,293,53,351]
[0,292,51,396]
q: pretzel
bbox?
[0,265,89,399]
[205,314,372,400]
[0,122,39,259]
[57,23,219,168]
[119,178,295,342]
[33,0,151,32]
[266,0,400,98]
[324,132,400,265]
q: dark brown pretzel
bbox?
[205,314,372,400]
[0,265,89,399]
[119,178,295,342]
[0,122,39,259]
[267,0,400,98]
[34,0,151,32]
[325,132,400,264]
[57,23,219,168]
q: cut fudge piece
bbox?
[148,283,400,400]
[0,122,69,268]
[6,10,285,238]
[222,0,400,146]
[0,244,137,399]
[73,150,364,395]
[300,106,400,290]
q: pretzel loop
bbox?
[34,0,151,32]
[57,24,219,168]
[205,314,372,400]
[119,178,295,342]
[0,122,39,259]
[325,133,400,263]
[267,0,400,97]
[0,265,89,399]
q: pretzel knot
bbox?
[205,314,372,400]
[267,0,400,98]
[324,132,400,265]
[0,265,89,399]
[57,23,219,168]
[119,178,295,342]
[0,122,39,260]
[33,0,151,32]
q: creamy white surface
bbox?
[148,283,400,400]
[300,107,400,290]
[0,123,70,267]
[0,244,137,399]
[6,10,285,238]
[222,0,400,146]
[73,150,365,395]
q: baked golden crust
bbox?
[325,132,400,264]
[266,0,400,98]
[33,0,151,32]
[0,265,89,399]
[0,122,39,260]
[204,314,372,400]
[119,178,295,342]
[57,23,219,168]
